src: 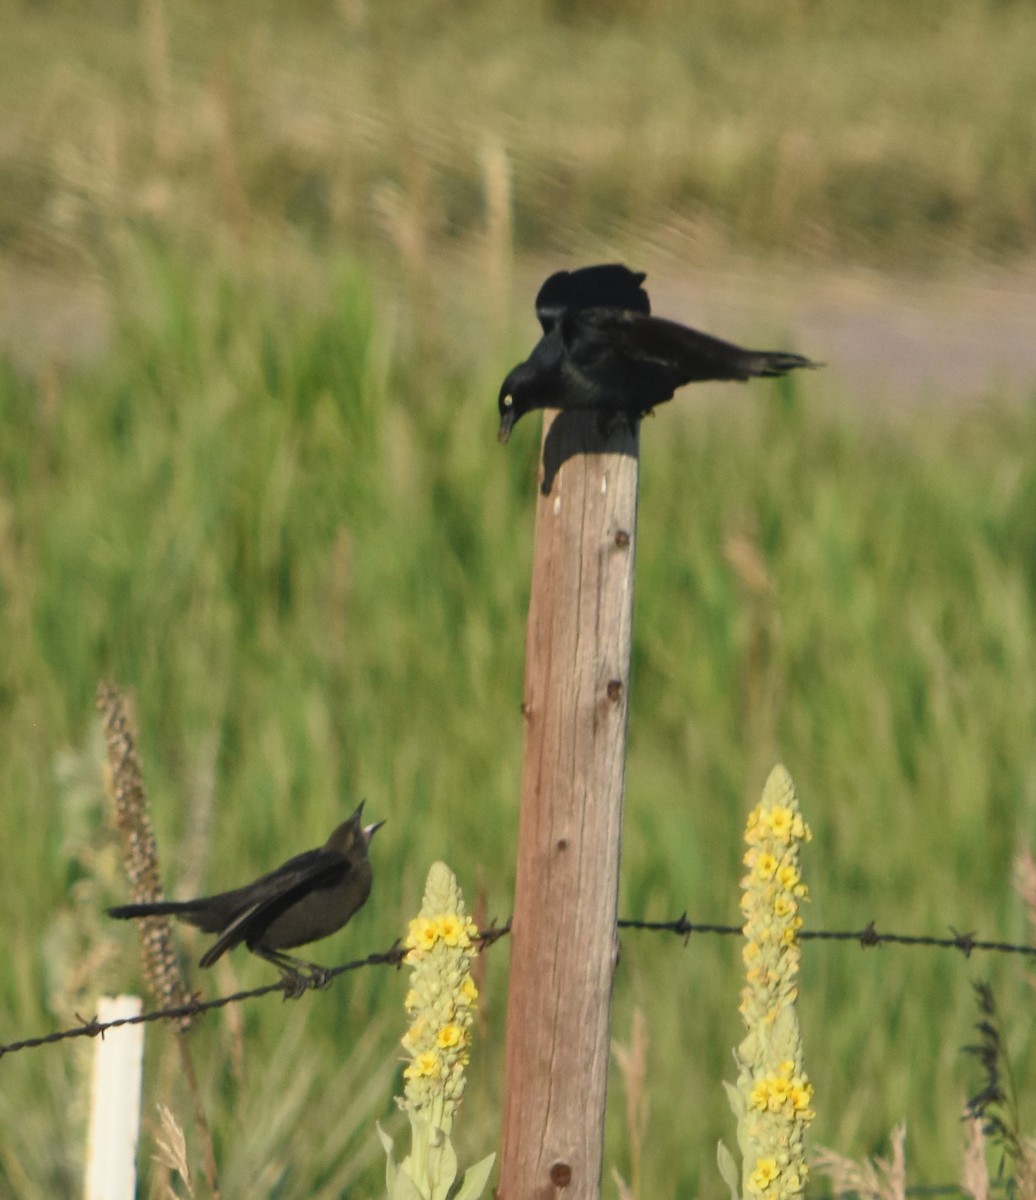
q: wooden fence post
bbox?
[499,411,640,1200]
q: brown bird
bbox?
[109,802,384,983]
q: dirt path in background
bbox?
[4,256,1035,411]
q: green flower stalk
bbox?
[378,862,495,1200]
[719,764,815,1200]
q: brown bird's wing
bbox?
[198,848,351,968]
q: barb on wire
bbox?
[5,916,1036,1060]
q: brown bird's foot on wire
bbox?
[278,965,333,999]
[303,965,333,990]
[256,947,333,997]
[281,971,310,1000]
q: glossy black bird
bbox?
[108,803,384,980]
[498,264,820,442]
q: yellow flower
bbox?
[405,917,438,953]
[749,1156,780,1193]
[437,1024,465,1050]
[745,806,762,842]
[766,806,794,842]
[789,1080,814,1113]
[461,976,478,1004]
[767,1076,791,1111]
[756,852,778,880]
[403,1050,441,1080]
[776,864,801,891]
[436,914,467,946]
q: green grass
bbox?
[1,236,1035,1196]
[3,0,1036,274]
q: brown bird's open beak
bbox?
[363,818,386,842]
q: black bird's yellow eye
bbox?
[502,394,513,407]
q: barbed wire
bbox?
[2,916,1034,1059]
[0,944,407,1059]
[618,914,1036,958]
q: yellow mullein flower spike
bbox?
[378,862,495,1200]
[719,765,814,1200]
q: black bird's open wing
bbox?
[556,309,817,415]
[198,848,351,968]
[565,310,788,384]
[536,265,650,333]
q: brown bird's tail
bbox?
[109,900,208,918]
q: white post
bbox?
[85,995,144,1200]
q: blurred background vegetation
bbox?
[2,0,1036,1196]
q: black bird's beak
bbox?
[498,400,515,444]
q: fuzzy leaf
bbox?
[377,1122,399,1196]
[392,1167,427,1200]
[451,1152,496,1200]
[717,1139,741,1200]
[427,1131,458,1200]
[723,1079,745,1121]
